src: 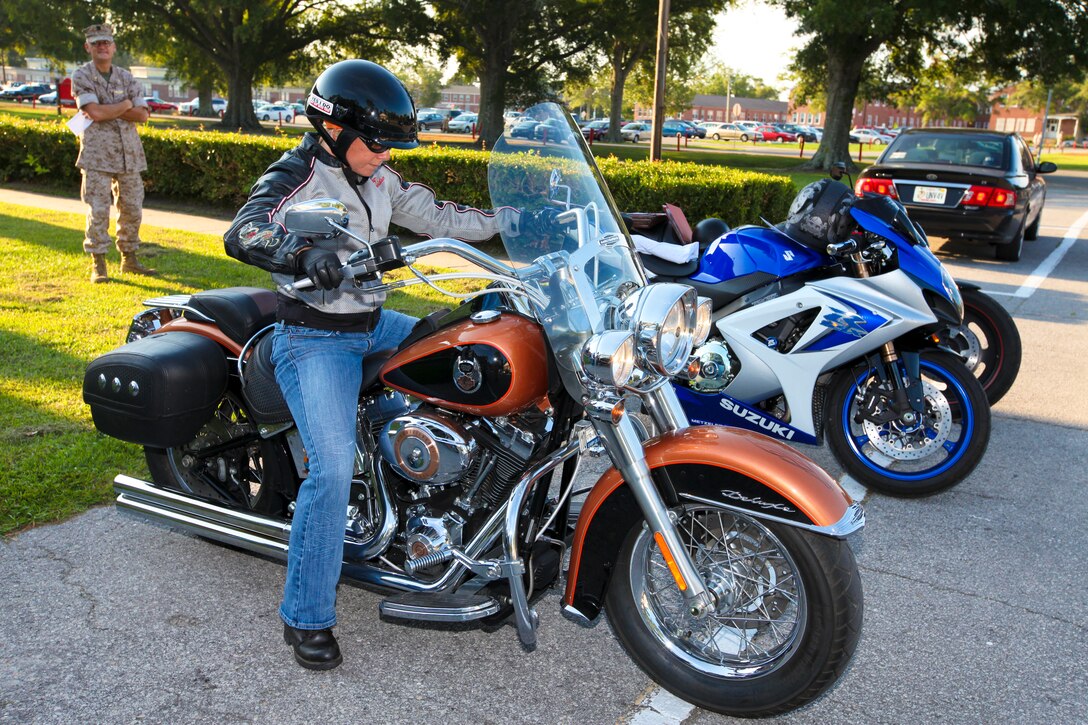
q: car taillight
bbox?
[856,178,898,198]
[963,185,1015,208]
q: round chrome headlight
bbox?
[694,296,713,346]
[621,283,698,376]
[581,331,636,387]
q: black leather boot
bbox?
[283,624,343,670]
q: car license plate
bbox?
[912,185,947,204]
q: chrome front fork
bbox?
[588,384,716,618]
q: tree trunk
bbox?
[196,78,214,117]
[805,47,867,172]
[474,37,511,149]
[221,65,260,131]
[607,40,646,142]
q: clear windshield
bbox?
[488,102,645,396]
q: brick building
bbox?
[439,84,480,113]
[676,94,789,124]
[788,98,988,130]
[988,87,1078,145]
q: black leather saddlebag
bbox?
[83,331,228,448]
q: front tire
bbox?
[825,351,991,496]
[606,505,862,717]
[740,133,749,142]
[145,389,292,516]
[941,288,1022,404]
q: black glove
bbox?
[519,207,561,237]
[301,248,344,290]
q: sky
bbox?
[708,2,802,99]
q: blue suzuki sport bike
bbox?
[633,179,991,496]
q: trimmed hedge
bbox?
[0,116,794,223]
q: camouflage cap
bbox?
[83,23,115,44]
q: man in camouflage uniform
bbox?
[72,23,154,283]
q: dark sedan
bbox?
[510,119,541,139]
[856,128,1057,261]
[417,112,446,131]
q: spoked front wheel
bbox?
[826,350,991,496]
[606,504,863,717]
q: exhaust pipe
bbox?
[113,475,291,560]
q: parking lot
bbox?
[1,173,1086,723]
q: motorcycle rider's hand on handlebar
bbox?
[519,207,562,237]
[301,248,344,290]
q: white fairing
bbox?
[713,269,938,434]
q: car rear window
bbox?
[885,133,1008,169]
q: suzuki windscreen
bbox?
[488,103,645,398]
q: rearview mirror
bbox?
[284,198,349,239]
[1037,161,1058,174]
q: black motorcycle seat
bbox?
[639,252,700,278]
[188,287,278,346]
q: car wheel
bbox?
[1024,210,1041,241]
[775,137,784,143]
[634,135,640,143]
[712,133,721,140]
[740,134,749,142]
[995,221,1026,262]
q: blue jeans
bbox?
[271,309,418,630]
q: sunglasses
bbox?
[361,137,390,154]
[90,40,114,47]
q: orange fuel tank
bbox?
[380,311,549,417]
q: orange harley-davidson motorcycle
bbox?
[83,103,863,717]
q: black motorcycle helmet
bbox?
[781,178,855,249]
[306,60,419,171]
[693,217,730,247]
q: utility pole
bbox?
[650,0,669,162]
[726,73,732,124]
[1039,88,1053,159]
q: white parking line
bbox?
[987,209,1088,298]
[626,686,694,724]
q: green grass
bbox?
[0,200,480,535]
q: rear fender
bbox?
[562,426,862,622]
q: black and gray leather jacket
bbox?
[224,133,520,318]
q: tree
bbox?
[889,59,989,126]
[777,0,1088,170]
[0,0,93,84]
[390,0,601,148]
[388,56,447,108]
[104,0,390,130]
[590,0,729,140]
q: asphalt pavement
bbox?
[1,176,1086,724]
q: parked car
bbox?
[446,113,478,133]
[581,119,612,139]
[620,121,651,142]
[734,120,761,132]
[417,112,446,131]
[288,102,306,116]
[252,100,270,111]
[178,97,227,117]
[699,121,762,142]
[677,120,705,138]
[510,119,541,139]
[144,97,178,113]
[258,104,294,123]
[1,83,52,102]
[660,120,695,139]
[856,128,1057,261]
[851,128,893,145]
[778,123,818,142]
[533,117,574,143]
[755,125,796,143]
[36,90,76,108]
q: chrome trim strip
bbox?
[378,598,500,623]
[678,492,865,537]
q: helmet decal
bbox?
[307,93,334,116]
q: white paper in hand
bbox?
[67,113,93,136]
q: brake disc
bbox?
[861,379,952,460]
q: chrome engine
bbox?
[372,406,548,574]
[380,412,478,485]
[686,340,741,393]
